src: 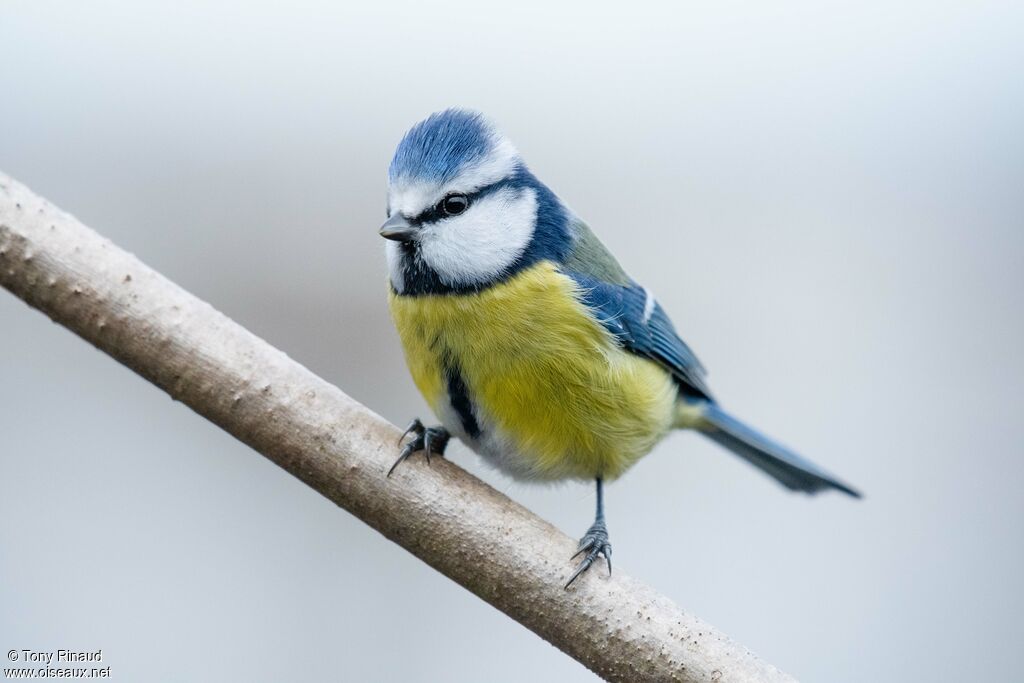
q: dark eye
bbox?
[441,193,469,216]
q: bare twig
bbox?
[0,172,795,682]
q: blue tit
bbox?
[380,109,860,587]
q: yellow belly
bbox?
[387,261,678,481]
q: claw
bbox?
[565,559,591,588]
[399,418,425,446]
[386,458,403,478]
[387,439,420,477]
[565,541,612,588]
[387,420,450,477]
[571,537,596,559]
[565,520,612,588]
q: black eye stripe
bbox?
[408,178,516,226]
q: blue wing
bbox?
[559,219,860,496]
[567,271,713,400]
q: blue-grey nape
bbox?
[389,109,496,185]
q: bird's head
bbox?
[382,109,570,295]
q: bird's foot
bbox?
[565,518,612,588]
[387,418,450,476]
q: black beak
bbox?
[379,214,418,242]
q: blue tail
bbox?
[699,403,861,498]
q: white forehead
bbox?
[387,136,520,218]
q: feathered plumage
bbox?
[382,109,860,584]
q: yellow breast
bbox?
[387,261,678,481]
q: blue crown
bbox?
[389,109,498,185]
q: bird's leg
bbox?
[565,477,613,588]
[387,418,451,476]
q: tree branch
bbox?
[0,172,794,682]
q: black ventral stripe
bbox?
[444,361,481,439]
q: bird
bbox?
[380,109,860,587]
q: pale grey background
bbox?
[2,1,1022,681]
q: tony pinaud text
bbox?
[5,649,109,679]
[8,650,102,664]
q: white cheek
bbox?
[418,187,538,287]
[384,240,405,292]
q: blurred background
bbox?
[2,1,1022,680]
